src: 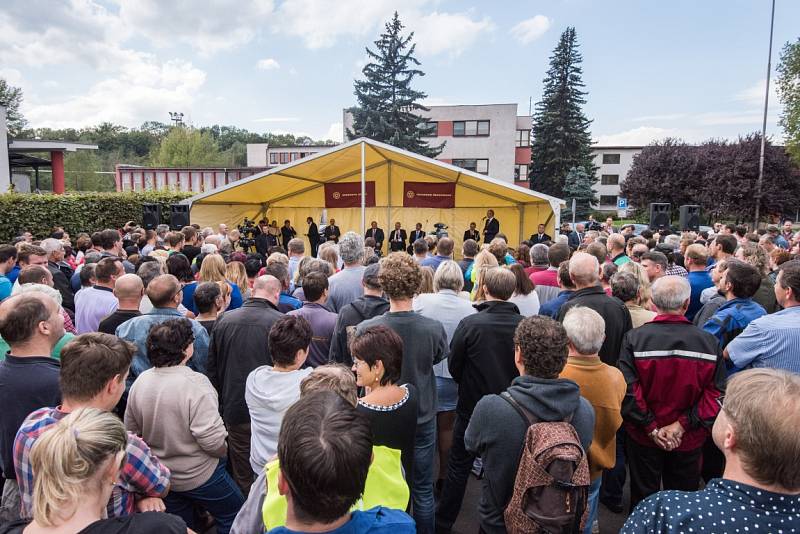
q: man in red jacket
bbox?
[618,275,725,511]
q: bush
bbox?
[0,191,193,242]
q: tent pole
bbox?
[387,161,392,239]
[361,141,366,233]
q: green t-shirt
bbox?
[0,333,74,361]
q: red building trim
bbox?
[50,151,65,194]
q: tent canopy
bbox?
[186,138,564,253]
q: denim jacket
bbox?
[116,307,210,386]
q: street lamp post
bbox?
[169,112,184,127]
[753,0,776,229]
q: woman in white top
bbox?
[508,263,540,316]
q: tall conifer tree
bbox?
[348,12,443,157]
[529,27,595,196]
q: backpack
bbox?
[501,392,590,534]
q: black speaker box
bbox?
[142,203,161,230]
[679,205,701,232]
[649,203,671,231]
[169,204,190,230]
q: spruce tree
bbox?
[561,166,597,220]
[529,27,595,196]
[348,12,444,157]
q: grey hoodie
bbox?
[328,295,390,365]
[465,375,595,534]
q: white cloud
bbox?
[411,11,494,58]
[695,111,768,126]
[631,113,687,122]
[256,58,281,71]
[732,79,779,108]
[0,68,25,89]
[252,117,301,123]
[510,15,551,45]
[324,122,344,142]
[594,126,682,146]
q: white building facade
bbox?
[590,146,644,211]
[246,143,330,167]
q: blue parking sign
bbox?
[617,198,628,209]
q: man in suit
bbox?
[365,221,384,254]
[407,223,426,254]
[529,223,552,244]
[389,222,407,252]
[482,209,499,243]
[324,218,341,243]
[463,222,480,243]
[306,216,320,257]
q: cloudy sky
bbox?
[1,0,797,145]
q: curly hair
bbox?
[378,252,421,300]
[513,316,569,379]
[737,242,769,275]
[146,318,195,367]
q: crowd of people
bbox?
[0,213,798,534]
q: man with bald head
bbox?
[206,274,284,493]
[557,252,632,367]
[0,294,62,519]
[98,274,144,335]
[116,274,210,386]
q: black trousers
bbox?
[310,240,319,257]
[626,435,702,512]
[436,412,473,531]
[600,427,627,505]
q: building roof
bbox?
[8,139,99,152]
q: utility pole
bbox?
[169,112,184,127]
[754,0,776,229]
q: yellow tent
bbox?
[185,138,564,254]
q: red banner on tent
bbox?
[403,181,456,208]
[324,181,376,208]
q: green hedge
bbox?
[0,191,193,242]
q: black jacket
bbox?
[206,298,283,425]
[329,295,389,366]
[389,229,407,251]
[557,285,632,366]
[307,223,319,245]
[47,262,74,311]
[324,225,340,243]
[365,228,384,248]
[483,218,500,243]
[448,301,524,416]
[463,229,480,242]
[529,232,551,244]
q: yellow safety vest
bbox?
[261,445,409,530]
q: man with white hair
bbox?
[557,252,632,366]
[325,232,366,313]
[41,238,74,312]
[618,276,724,511]
[560,307,626,533]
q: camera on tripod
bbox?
[430,223,448,240]
[237,218,258,253]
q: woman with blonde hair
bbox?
[318,244,340,274]
[417,266,435,296]
[470,249,500,302]
[181,254,242,314]
[225,261,249,299]
[618,260,653,309]
[0,408,189,533]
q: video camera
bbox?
[430,223,449,240]
[237,218,259,253]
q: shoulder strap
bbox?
[500,392,539,427]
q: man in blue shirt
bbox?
[621,368,800,533]
[0,245,16,301]
[419,237,453,272]
[726,260,800,374]
[538,261,575,319]
[266,390,415,534]
[702,260,765,356]
[684,244,714,321]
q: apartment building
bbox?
[343,103,532,184]
[590,146,644,211]
[246,143,330,167]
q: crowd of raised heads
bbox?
[0,214,798,534]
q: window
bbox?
[516,130,530,147]
[452,159,489,175]
[600,195,618,206]
[279,152,290,164]
[602,153,621,164]
[419,121,438,137]
[514,164,529,181]
[452,120,490,137]
[269,153,278,165]
[601,174,619,185]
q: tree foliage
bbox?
[529,27,595,196]
[150,127,226,167]
[562,166,597,220]
[348,12,443,158]
[0,191,191,242]
[0,77,28,135]
[622,134,800,221]
[777,37,800,165]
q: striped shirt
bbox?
[726,305,800,373]
[14,407,170,518]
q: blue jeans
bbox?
[585,477,601,534]
[413,417,437,534]
[164,459,245,534]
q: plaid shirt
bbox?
[665,264,688,277]
[14,407,170,518]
